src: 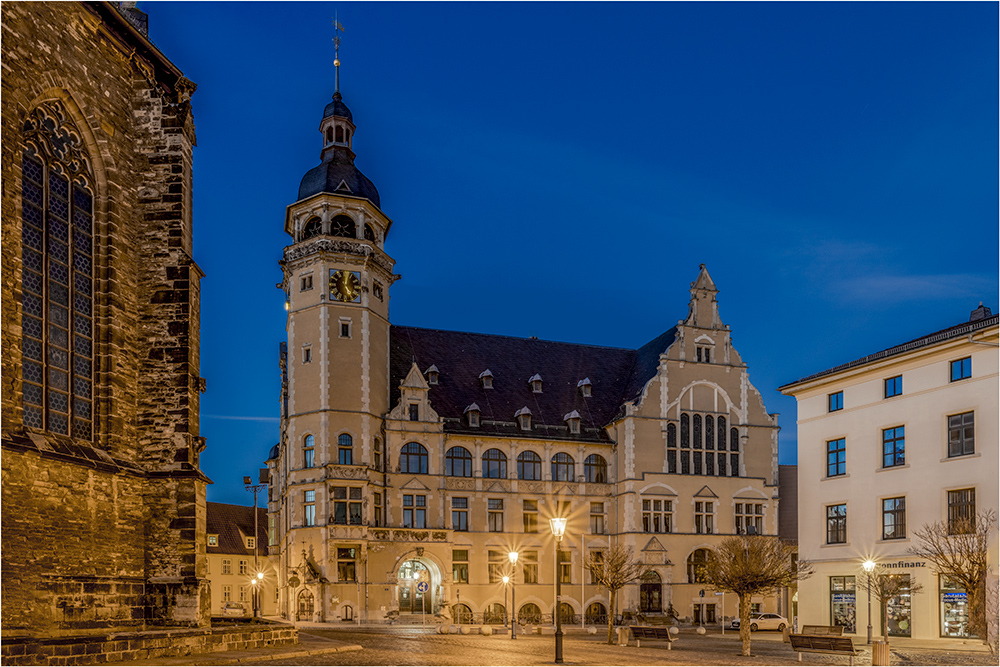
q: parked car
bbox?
[221,602,247,617]
[731,613,787,631]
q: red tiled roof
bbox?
[206,502,267,555]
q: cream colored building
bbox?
[780,306,998,642]
[206,502,277,617]
[266,83,784,627]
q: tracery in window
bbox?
[330,214,355,238]
[302,216,322,240]
[364,223,376,243]
[21,101,95,439]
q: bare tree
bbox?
[909,509,997,653]
[584,545,651,644]
[701,535,811,656]
[857,570,924,642]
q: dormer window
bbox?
[578,378,592,397]
[426,365,439,385]
[696,346,713,363]
[465,403,481,428]
[529,374,543,393]
[515,407,532,431]
[564,410,581,435]
[207,534,218,547]
[479,369,494,389]
[246,537,255,549]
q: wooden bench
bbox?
[800,625,845,636]
[789,634,858,665]
[629,625,675,650]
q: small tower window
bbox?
[409,404,419,422]
[325,127,333,144]
[578,378,592,397]
[345,129,351,144]
[479,369,494,389]
[425,365,439,385]
[464,403,481,428]
[564,410,581,435]
[300,273,314,291]
[364,223,376,243]
[302,345,312,364]
[529,374,543,393]
[515,407,532,431]
[302,217,322,240]
[335,125,344,143]
[339,318,352,339]
[331,214,355,238]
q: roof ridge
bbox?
[392,323,640,352]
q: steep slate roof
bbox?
[206,502,268,556]
[389,325,678,443]
[780,312,999,389]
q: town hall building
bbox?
[266,74,785,627]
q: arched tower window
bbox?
[335,126,344,143]
[482,448,507,479]
[21,101,95,439]
[325,127,333,144]
[303,435,315,467]
[364,223,376,243]
[338,433,353,465]
[584,454,607,483]
[330,214,355,238]
[301,217,322,240]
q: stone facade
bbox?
[267,79,783,627]
[1,0,209,647]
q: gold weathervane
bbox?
[332,15,345,93]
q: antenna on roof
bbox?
[332,13,345,95]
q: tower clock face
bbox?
[329,269,361,303]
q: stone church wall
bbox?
[1,1,210,644]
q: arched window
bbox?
[335,125,344,143]
[518,603,541,624]
[325,127,333,144]
[517,451,541,480]
[639,571,662,612]
[454,604,474,624]
[667,423,677,473]
[559,602,575,624]
[551,452,575,482]
[484,603,506,625]
[400,442,428,474]
[342,604,353,621]
[687,548,712,584]
[304,434,315,468]
[21,101,95,439]
[584,454,607,483]
[586,602,607,625]
[330,214,355,238]
[301,216,322,240]
[680,414,690,447]
[482,448,507,479]
[338,433,353,465]
[364,223,376,243]
[445,446,472,477]
[693,414,702,449]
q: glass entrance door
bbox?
[398,560,430,613]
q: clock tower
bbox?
[278,80,395,494]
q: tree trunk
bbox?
[738,593,752,656]
[881,599,889,643]
[967,574,987,645]
[606,588,616,645]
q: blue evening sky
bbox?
[144,2,997,506]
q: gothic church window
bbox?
[21,101,95,439]
[330,214,355,238]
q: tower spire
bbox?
[333,14,345,97]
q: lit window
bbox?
[521,551,539,584]
[488,550,506,583]
[828,391,843,412]
[558,550,572,584]
[303,490,316,526]
[337,547,357,582]
[208,534,218,547]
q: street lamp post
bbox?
[863,560,875,644]
[508,551,519,640]
[244,474,267,619]
[502,575,510,628]
[550,517,567,664]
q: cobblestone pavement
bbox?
[248,627,995,666]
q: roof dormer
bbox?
[464,403,480,428]
[528,373,543,393]
[578,378,592,397]
[515,406,532,431]
[479,369,494,389]
[564,410,581,435]
[425,365,439,385]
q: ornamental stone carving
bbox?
[284,237,393,272]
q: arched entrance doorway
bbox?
[586,602,608,625]
[640,571,662,612]
[297,589,314,620]
[397,560,432,613]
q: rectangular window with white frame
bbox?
[947,412,974,457]
[222,585,232,602]
[452,497,468,531]
[222,558,232,575]
[238,559,248,575]
[695,501,714,534]
[590,502,605,534]
[735,502,764,535]
[642,498,672,533]
[487,498,504,532]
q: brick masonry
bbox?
[0,624,299,666]
[1,0,211,652]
